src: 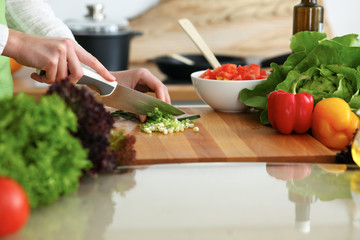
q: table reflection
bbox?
[18,169,137,240]
[8,163,360,240]
[267,163,360,233]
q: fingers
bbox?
[22,36,169,107]
[30,72,43,83]
[138,115,147,123]
[29,39,91,84]
[116,68,172,104]
[75,44,116,82]
[40,63,57,83]
[55,45,68,81]
[29,39,73,84]
[154,85,171,104]
[30,70,56,84]
[135,68,171,104]
[148,78,171,104]
[66,46,83,84]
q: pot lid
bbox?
[66,3,129,34]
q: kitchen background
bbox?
[46,0,358,64]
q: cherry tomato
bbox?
[0,177,30,237]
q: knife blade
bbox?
[76,67,186,116]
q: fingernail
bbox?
[110,75,116,81]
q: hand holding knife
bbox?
[39,66,186,117]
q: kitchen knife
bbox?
[76,67,186,116]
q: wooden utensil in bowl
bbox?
[178,18,221,69]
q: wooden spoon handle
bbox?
[168,53,195,65]
[178,18,221,69]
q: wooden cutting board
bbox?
[114,106,336,165]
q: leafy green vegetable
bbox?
[139,108,197,134]
[46,80,136,174]
[0,93,91,208]
[0,80,138,208]
[240,31,360,124]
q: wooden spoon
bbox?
[168,53,195,65]
[178,18,221,69]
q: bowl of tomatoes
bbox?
[191,64,267,112]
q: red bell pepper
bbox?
[267,77,314,134]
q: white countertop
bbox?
[13,162,360,240]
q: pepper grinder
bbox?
[293,0,324,35]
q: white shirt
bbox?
[0,0,74,54]
[0,24,8,54]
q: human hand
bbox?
[3,29,115,84]
[111,68,171,123]
[111,68,171,104]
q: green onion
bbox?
[139,108,199,134]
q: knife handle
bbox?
[37,66,117,96]
[77,67,117,96]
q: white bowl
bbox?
[191,70,267,112]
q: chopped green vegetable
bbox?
[176,114,201,121]
[111,110,140,122]
[0,93,91,208]
[140,108,198,134]
[111,110,201,122]
[240,31,360,124]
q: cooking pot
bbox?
[66,4,142,71]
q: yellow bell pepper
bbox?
[312,97,360,150]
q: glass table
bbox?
[11,162,360,240]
